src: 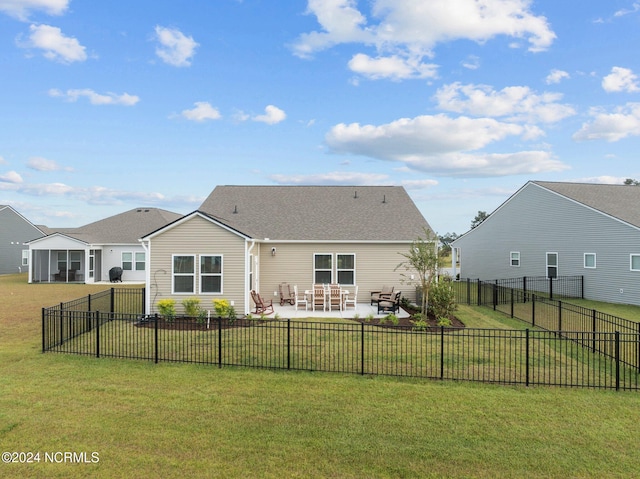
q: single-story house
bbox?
[451,180,640,305]
[141,185,433,315]
[0,205,45,275]
[27,208,181,284]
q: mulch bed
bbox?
[351,307,465,329]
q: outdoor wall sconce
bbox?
[271,247,276,256]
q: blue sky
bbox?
[2,0,640,235]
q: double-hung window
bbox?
[200,255,222,293]
[510,252,520,267]
[122,252,133,271]
[22,250,29,266]
[337,254,355,285]
[173,255,195,293]
[135,252,145,271]
[314,254,332,284]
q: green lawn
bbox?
[2,273,640,478]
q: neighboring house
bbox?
[27,208,181,284]
[141,186,433,315]
[451,181,640,305]
[0,205,45,275]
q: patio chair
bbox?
[313,284,326,311]
[371,285,394,305]
[344,285,358,310]
[250,290,274,315]
[278,282,295,306]
[377,291,401,314]
[328,284,342,312]
[294,285,308,311]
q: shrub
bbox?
[411,318,428,331]
[213,299,231,318]
[181,298,201,317]
[427,279,457,320]
[157,299,176,322]
[365,314,374,322]
[385,313,399,325]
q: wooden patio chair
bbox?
[370,285,394,305]
[250,290,274,315]
[293,285,308,311]
[328,284,342,311]
[313,284,326,311]
[278,282,295,306]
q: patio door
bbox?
[89,250,95,279]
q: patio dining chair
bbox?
[328,284,342,311]
[294,285,308,311]
[344,285,358,310]
[250,290,274,315]
[313,284,326,311]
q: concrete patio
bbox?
[270,301,410,319]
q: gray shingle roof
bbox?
[534,181,640,228]
[46,208,182,244]
[199,185,432,241]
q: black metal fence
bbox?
[454,278,640,373]
[42,310,640,391]
[457,276,584,304]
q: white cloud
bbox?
[154,26,198,67]
[461,55,480,70]
[0,170,24,183]
[253,105,286,124]
[180,102,222,122]
[614,2,640,17]
[26,156,73,172]
[348,53,437,80]
[270,171,391,185]
[434,82,576,123]
[401,179,439,189]
[48,88,139,106]
[545,69,570,84]
[0,0,68,21]
[293,0,555,80]
[602,66,640,93]
[19,24,87,63]
[325,114,568,177]
[572,103,640,142]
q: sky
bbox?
[2,0,640,236]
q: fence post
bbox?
[361,322,365,375]
[154,314,159,364]
[549,277,553,300]
[510,288,514,318]
[287,319,291,370]
[637,322,640,374]
[592,309,597,352]
[88,293,91,312]
[466,278,471,305]
[477,280,482,306]
[581,275,584,299]
[142,287,146,316]
[218,316,222,368]
[440,326,445,380]
[558,300,562,332]
[523,276,527,303]
[531,294,536,328]
[110,288,115,314]
[41,308,46,353]
[615,331,620,391]
[492,283,497,311]
[525,329,530,387]
[95,311,100,358]
[59,302,64,347]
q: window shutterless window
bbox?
[70,251,81,270]
[510,252,520,267]
[173,255,195,293]
[546,252,558,278]
[584,253,596,269]
[122,252,133,271]
[135,252,145,271]
[314,254,332,284]
[200,255,222,293]
[336,254,355,285]
[631,254,640,271]
[22,250,29,266]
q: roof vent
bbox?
[354,190,358,199]
[233,205,238,214]
[382,194,387,204]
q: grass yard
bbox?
[2,273,640,478]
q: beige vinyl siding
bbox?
[258,242,417,304]
[148,215,247,314]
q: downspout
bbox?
[246,239,256,315]
[139,238,151,315]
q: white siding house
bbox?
[451,181,640,305]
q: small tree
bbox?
[395,228,439,315]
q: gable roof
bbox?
[533,181,640,229]
[39,208,182,244]
[198,185,432,241]
[1,205,46,237]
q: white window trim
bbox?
[199,254,223,294]
[22,249,29,266]
[172,254,196,294]
[122,251,133,271]
[336,253,356,285]
[584,253,596,269]
[546,252,558,278]
[135,252,146,271]
[630,254,640,271]
[510,251,520,267]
